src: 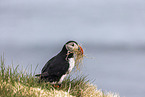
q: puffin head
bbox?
[65,41,83,55]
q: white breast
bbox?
[68,58,75,73]
[58,74,67,84]
[58,58,75,84]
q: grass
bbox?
[0,56,119,97]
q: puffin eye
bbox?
[72,44,74,46]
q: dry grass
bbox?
[0,81,74,97]
[73,47,84,71]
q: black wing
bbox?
[42,56,56,73]
[42,55,69,77]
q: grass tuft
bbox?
[0,56,119,97]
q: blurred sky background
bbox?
[0,0,145,97]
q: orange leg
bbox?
[53,84,61,88]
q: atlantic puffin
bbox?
[35,41,83,87]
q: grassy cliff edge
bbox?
[0,57,119,97]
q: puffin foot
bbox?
[53,84,62,88]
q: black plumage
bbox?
[35,41,83,86]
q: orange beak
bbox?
[78,45,83,55]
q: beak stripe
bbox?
[79,45,83,54]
